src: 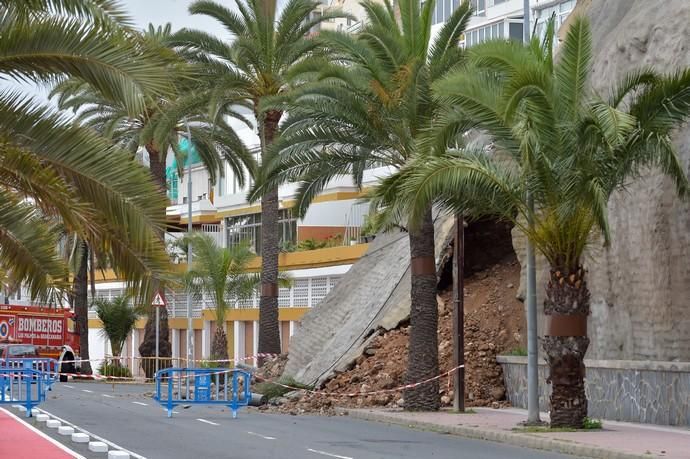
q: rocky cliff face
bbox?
[514,0,690,361]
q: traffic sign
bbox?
[152,291,166,307]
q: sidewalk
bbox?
[0,408,83,459]
[338,407,690,459]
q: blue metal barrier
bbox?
[0,358,59,391]
[154,368,251,419]
[0,368,47,417]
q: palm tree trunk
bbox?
[147,143,167,193]
[211,325,229,363]
[73,240,92,375]
[138,144,172,377]
[403,206,440,411]
[542,267,590,428]
[258,111,283,360]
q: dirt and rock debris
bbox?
[255,249,526,415]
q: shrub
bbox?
[583,417,603,429]
[98,362,132,378]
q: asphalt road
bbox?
[29,381,579,459]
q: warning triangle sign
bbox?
[152,291,166,307]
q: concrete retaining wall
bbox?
[497,356,690,426]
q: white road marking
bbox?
[63,385,75,389]
[36,408,146,459]
[161,408,180,414]
[102,394,114,398]
[1,407,86,459]
[132,401,148,406]
[81,389,93,393]
[196,418,220,426]
[307,448,353,459]
[246,431,276,440]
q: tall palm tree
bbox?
[52,23,254,195]
[399,17,690,427]
[180,234,259,364]
[251,0,471,410]
[52,23,256,374]
[0,0,173,301]
[169,0,340,359]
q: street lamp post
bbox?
[524,0,541,425]
[452,215,465,412]
[185,120,194,366]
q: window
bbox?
[472,0,485,16]
[508,21,523,41]
[465,21,504,47]
[533,0,576,46]
[8,345,38,358]
[428,0,461,25]
[167,170,178,202]
[225,209,296,253]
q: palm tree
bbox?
[250,0,472,410]
[169,0,340,359]
[0,0,173,301]
[179,234,259,364]
[94,295,141,369]
[52,23,254,195]
[52,23,256,375]
[398,17,690,427]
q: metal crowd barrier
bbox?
[0,358,59,391]
[0,368,47,417]
[154,368,252,419]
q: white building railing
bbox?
[343,202,368,245]
[200,223,223,247]
[88,275,341,319]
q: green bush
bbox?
[199,360,221,368]
[281,236,344,253]
[583,417,603,429]
[98,363,132,378]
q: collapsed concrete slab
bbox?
[284,214,455,387]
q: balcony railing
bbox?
[88,274,342,319]
[343,202,369,245]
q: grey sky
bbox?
[121,0,233,37]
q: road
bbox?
[31,381,579,459]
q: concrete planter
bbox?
[496,356,690,426]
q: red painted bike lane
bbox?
[0,408,83,459]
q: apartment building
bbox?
[429,0,576,46]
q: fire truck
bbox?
[0,304,80,378]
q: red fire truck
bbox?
[0,304,80,377]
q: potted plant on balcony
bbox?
[360,214,378,243]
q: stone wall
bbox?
[513,0,690,361]
[497,356,690,426]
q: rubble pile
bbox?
[255,354,288,381]
[258,256,526,415]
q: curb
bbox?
[335,408,652,459]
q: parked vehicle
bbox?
[0,305,80,381]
